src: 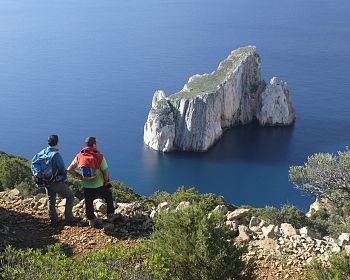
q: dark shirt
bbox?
[45,147,67,182]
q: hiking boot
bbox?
[49,220,63,227]
[49,217,63,227]
[88,218,102,229]
[64,217,81,226]
[107,213,118,223]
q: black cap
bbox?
[85,136,97,147]
[48,135,59,147]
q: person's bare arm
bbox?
[67,162,83,180]
[102,169,110,185]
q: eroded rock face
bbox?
[144,46,295,152]
[256,77,295,126]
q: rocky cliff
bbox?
[144,46,295,152]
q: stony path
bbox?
[0,190,307,279]
[0,192,138,257]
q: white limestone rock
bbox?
[176,201,190,211]
[150,209,157,219]
[249,216,261,228]
[152,90,166,108]
[338,233,350,247]
[144,46,296,152]
[8,189,20,197]
[236,225,253,241]
[262,225,280,239]
[300,227,318,239]
[280,223,297,237]
[144,95,175,152]
[157,202,170,212]
[38,197,48,207]
[213,205,229,215]
[144,46,264,152]
[226,220,239,233]
[257,77,295,126]
[94,199,107,214]
[226,208,250,221]
[306,197,330,217]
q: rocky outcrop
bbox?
[256,77,295,126]
[144,46,296,152]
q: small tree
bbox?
[148,202,255,280]
[289,150,350,207]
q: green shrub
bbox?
[111,181,144,203]
[249,204,328,238]
[0,243,151,280]
[14,181,42,197]
[148,202,255,280]
[249,204,306,226]
[309,206,350,237]
[301,252,350,280]
[151,187,227,211]
[0,152,33,192]
[279,204,310,228]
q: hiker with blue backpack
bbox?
[67,137,116,228]
[31,135,75,226]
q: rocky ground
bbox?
[1,189,348,279]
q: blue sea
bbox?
[1,0,350,210]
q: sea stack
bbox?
[144,46,295,152]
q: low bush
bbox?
[148,202,255,280]
[111,181,144,203]
[308,206,350,237]
[150,186,228,211]
[249,204,328,238]
[0,152,34,194]
[301,252,350,280]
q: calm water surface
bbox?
[1,0,350,210]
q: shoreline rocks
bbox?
[144,46,296,152]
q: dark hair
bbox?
[85,136,97,147]
[48,135,59,147]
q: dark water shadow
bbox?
[0,207,72,255]
[143,117,350,165]
[144,122,296,165]
[203,123,296,163]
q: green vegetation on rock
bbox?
[168,46,256,101]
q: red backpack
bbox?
[76,147,103,180]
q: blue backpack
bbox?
[31,149,58,187]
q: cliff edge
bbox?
[144,46,295,152]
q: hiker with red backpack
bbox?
[31,135,75,226]
[67,137,116,228]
